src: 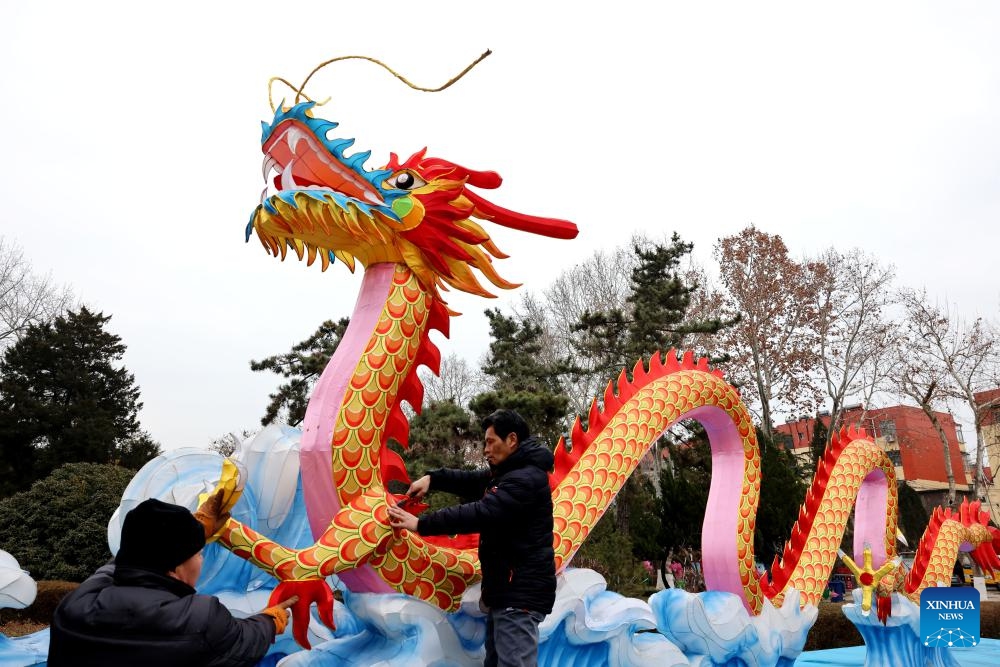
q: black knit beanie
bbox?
[115,498,205,573]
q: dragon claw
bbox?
[269,579,336,649]
[838,547,899,620]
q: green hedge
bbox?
[0,462,134,581]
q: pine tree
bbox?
[117,430,164,470]
[573,234,730,381]
[467,309,571,448]
[0,307,147,495]
[250,318,349,426]
[405,399,478,472]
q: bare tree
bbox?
[890,295,959,504]
[714,226,826,440]
[899,289,1000,500]
[208,429,260,457]
[813,248,896,437]
[513,240,636,416]
[419,353,486,408]
[681,264,738,359]
[0,237,74,349]
[948,320,1000,500]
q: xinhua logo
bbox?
[920,586,980,648]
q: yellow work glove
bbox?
[260,595,298,637]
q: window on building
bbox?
[879,420,897,442]
[955,424,965,444]
[886,449,902,467]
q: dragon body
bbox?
[214,101,999,646]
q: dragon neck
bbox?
[299,262,446,592]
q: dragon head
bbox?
[246,102,577,304]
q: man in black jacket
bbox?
[388,409,556,667]
[48,497,297,667]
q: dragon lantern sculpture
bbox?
[191,59,1000,652]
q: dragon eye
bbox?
[386,170,426,191]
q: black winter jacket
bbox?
[417,438,556,614]
[47,564,275,667]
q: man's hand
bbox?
[259,594,299,636]
[405,475,431,500]
[387,504,419,532]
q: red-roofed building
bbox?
[776,404,972,514]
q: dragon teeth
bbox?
[262,155,278,182]
[285,127,310,155]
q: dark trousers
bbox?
[484,607,545,667]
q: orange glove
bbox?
[260,595,298,638]
[193,489,230,541]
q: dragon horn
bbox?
[463,189,579,240]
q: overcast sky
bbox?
[3,2,998,451]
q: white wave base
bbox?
[0,551,47,667]
[2,425,838,666]
[0,552,36,612]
